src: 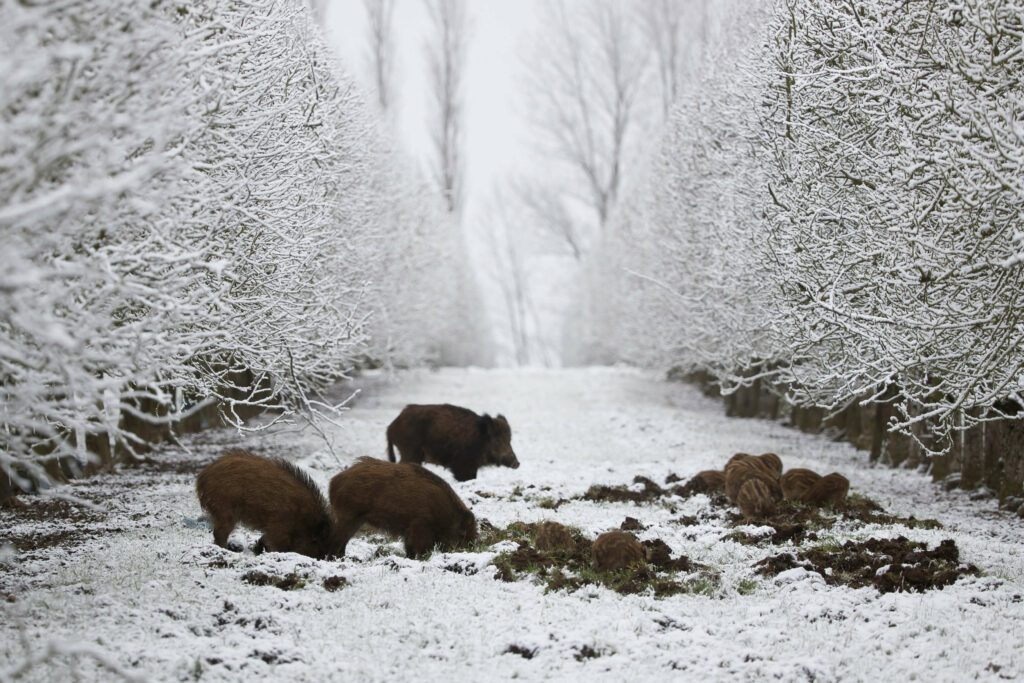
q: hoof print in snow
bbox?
[504,644,538,659]
[253,650,300,665]
[573,645,604,662]
[755,537,979,593]
[322,576,349,591]
[241,570,306,591]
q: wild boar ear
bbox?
[480,414,494,434]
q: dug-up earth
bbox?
[2,367,1024,682]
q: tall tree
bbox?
[423,0,467,214]
[363,0,395,112]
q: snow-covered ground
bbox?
[2,367,1023,681]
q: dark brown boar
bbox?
[195,450,333,559]
[386,403,519,481]
[725,455,781,502]
[737,477,780,519]
[328,457,477,559]
[781,468,823,501]
[802,473,850,507]
[591,530,646,571]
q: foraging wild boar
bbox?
[781,468,823,501]
[195,450,333,559]
[534,521,575,553]
[725,455,781,502]
[756,453,783,474]
[737,477,780,519]
[328,457,477,559]
[689,469,726,493]
[802,472,850,507]
[386,403,519,481]
[591,530,646,571]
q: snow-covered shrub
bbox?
[583,0,1024,452]
[0,0,215,487]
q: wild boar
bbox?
[802,472,850,507]
[386,403,519,481]
[686,469,726,495]
[195,450,333,559]
[591,530,646,571]
[781,468,823,501]
[756,452,784,474]
[737,477,780,519]
[328,457,477,559]
[725,455,781,502]
[534,521,576,553]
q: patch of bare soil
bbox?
[754,537,979,593]
[486,521,718,598]
[582,476,668,504]
[240,570,306,590]
[0,497,113,555]
[724,494,943,546]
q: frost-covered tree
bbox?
[0,0,483,492]
[568,0,773,370]
[762,0,1024,444]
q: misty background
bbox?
[318,0,720,367]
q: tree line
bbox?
[0,0,488,492]
[576,0,1024,456]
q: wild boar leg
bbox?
[403,520,437,559]
[328,513,366,558]
[212,517,237,550]
[451,463,478,482]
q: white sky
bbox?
[322,0,545,366]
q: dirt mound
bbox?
[488,522,715,598]
[582,476,666,503]
[755,537,978,593]
[725,495,942,547]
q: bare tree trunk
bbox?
[364,0,395,112]
[423,0,467,215]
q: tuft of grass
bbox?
[736,578,759,595]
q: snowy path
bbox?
[2,367,1024,681]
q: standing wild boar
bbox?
[386,404,519,481]
[591,530,646,571]
[195,450,334,559]
[328,457,478,559]
[802,472,850,507]
[781,468,823,501]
